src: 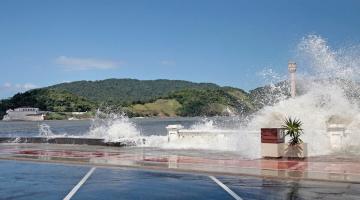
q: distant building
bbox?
[71,111,87,115]
[3,107,45,121]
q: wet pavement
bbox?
[72,168,232,200]
[0,161,88,199]
[1,143,360,183]
[1,160,360,200]
[219,175,360,200]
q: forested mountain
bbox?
[128,87,254,117]
[48,79,220,104]
[0,78,290,119]
[0,89,96,118]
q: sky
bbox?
[1,0,360,98]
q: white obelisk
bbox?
[288,62,297,98]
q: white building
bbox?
[3,107,45,121]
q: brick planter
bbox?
[261,128,285,158]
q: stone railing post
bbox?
[166,124,184,142]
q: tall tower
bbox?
[288,62,297,98]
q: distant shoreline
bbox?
[0,78,281,120]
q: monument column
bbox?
[288,62,297,98]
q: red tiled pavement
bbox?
[1,143,360,183]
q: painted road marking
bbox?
[63,167,96,200]
[209,176,243,200]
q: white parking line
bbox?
[209,176,243,200]
[63,167,96,200]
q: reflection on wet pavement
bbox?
[2,143,360,183]
[218,175,360,200]
[0,161,89,200]
[1,160,360,200]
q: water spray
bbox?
[288,61,297,98]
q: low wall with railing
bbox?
[166,124,356,151]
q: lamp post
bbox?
[288,62,297,98]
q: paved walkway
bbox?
[2,160,360,200]
[1,143,360,183]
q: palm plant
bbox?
[282,117,303,146]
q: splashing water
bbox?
[38,123,55,137]
[136,118,259,159]
[143,131,259,158]
[84,113,259,157]
[247,34,360,156]
[190,118,218,131]
[87,111,141,142]
[147,34,360,157]
[74,35,360,158]
[297,35,360,80]
[38,123,68,138]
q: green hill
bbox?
[0,78,274,119]
[129,99,182,117]
[127,87,255,117]
[48,79,220,104]
[0,89,97,118]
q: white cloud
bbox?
[3,82,11,88]
[1,82,38,96]
[55,56,119,71]
[21,83,37,90]
[5,83,37,90]
[160,60,176,66]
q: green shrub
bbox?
[282,117,303,146]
